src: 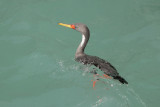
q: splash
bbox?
[92,97,107,107]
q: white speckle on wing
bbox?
[80,34,85,47]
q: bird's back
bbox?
[75,54,128,84]
[75,54,119,77]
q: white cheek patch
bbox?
[80,34,85,47]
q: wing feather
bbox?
[75,55,119,76]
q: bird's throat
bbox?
[75,34,89,57]
[80,34,85,47]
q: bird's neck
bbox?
[75,33,90,58]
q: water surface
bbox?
[0,0,160,107]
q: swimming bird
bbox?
[58,23,128,84]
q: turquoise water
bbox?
[0,0,160,107]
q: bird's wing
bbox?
[75,55,119,77]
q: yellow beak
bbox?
[58,23,72,28]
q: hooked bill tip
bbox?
[58,23,62,25]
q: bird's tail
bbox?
[113,76,128,84]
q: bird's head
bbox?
[58,23,89,35]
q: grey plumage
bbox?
[75,54,128,84]
[59,23,128,84]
